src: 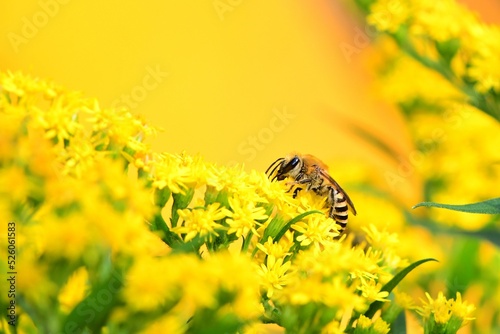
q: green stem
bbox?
[392,29,500,122]
[241,230,254,253]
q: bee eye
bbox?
[278,156,301,177]
[290,157,300,167]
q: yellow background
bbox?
[0,1,407,158]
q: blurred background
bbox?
[2,1,499,332]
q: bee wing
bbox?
[318,169,357,215]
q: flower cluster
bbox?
[0,71,476,333]
[417,292,476,334]
[360,0,500,125]
[349,1,500,332]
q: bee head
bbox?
[276,155,302,180]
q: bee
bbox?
[266,153,356,232]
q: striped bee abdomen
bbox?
[329,189,349,231]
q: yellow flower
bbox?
[255,236,292,260]
[355,315,390,334]
[368,0,500,94]
[468,26,500,92]
[410,0,474,42]
[394,291,415,310]
[360,314,373,327]
[367,0,411,33]
[224,196,268,238]
[362,224,399,250]
[206,163,247,193]
[322,321,346,334]
[140,314,187,334]
[86,101,155,153]
[0,166,30,202]
[358,278,390,303]
[449,292,476,326]
[57,134,99,178]
[245,169,292,207]
[257,255,292,298]
[372,317,391,334]
[152,153,198,194]
[0,70,59,99]
[123,256,180,312]
[204,253,261,319]
[173,202,226,242]
[58,267,89,313]
[296,189,328,215]
[417,291,452,324]
[15,252,57,308]
[33,213,93,261]
[34,97,85,143]
[292,215,339,251]
[284,275,367,313]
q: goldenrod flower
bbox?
[257,255,292,298]
[449,292,476,327]
[0,166,30,202]
[394,291,415,310]
[224,196,268,238]
[123,256,179,311]
[367,0,411,33]
[358,277,390,303]
[245,169,293,208]
[363,224,398,249]
[140,315,186,334]
[468,26,500,92]
[373,317,391,334]
[419,292,452,323]
[355,315,390,334]
[206,163,248,193]
[86,101,155,153]
[416,291,475,333]
[255,236,292,260]
[292,215,339,251]
[356,314,373,330]
[33,213,93,261]
[173,203,226,242]
[152,153,198,193]
[58,267,89,313]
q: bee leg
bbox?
[284,182,303,198]
[293,187,302,198]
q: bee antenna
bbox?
[265,157,284,177]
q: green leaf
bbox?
[154,187,171,208]
[446,239,480,296]
[413,197,500,214]
[436,38,460,65]
[391,311,407,334]
[364,258,438,319]
[170,236,205,255]
[62,267,124,333]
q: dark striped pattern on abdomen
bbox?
[328,189,349,231]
